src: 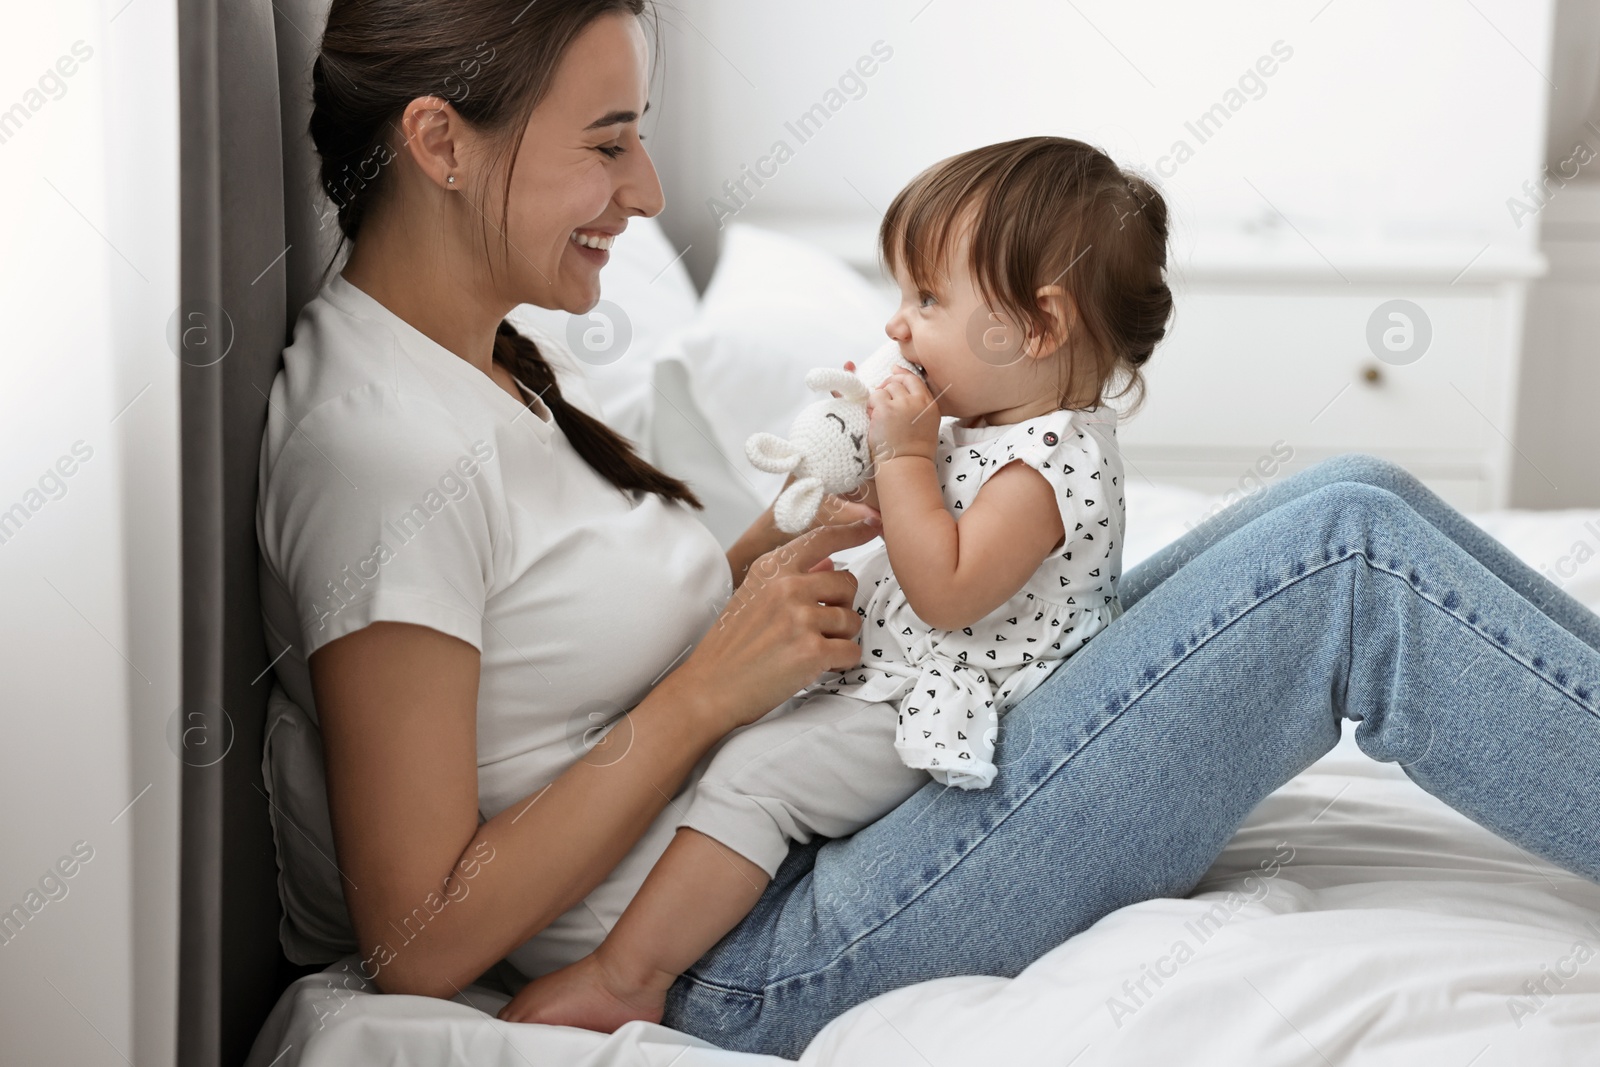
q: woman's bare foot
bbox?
[495,950,671,1033]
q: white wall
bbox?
[0,2,181,1066]
[652,0,1555,289]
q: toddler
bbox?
[499,135,1172,1032]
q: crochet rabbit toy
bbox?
[745,341,925,534]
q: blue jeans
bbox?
[660,454,1600,1058]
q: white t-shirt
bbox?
[256,271,737,976]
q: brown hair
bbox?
[310,0,702,510]
[879,136,1173,415]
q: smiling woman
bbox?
[256,0,886,1034]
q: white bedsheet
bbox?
[245,485,1600,1067]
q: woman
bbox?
[258,0,1600,1059]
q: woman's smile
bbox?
[569,226,620,265]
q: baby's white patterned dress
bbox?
[809,404,1127,789]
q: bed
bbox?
[241,196,1600,1067]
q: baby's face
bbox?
[883,222,1054,423]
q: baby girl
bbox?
[500,134,1171,1031]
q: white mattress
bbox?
[245,483,1600,1066]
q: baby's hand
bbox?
[867,367,940,467]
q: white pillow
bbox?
[649,223,897,545]
[506,216,698,447]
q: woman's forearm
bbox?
[727,506,789,590]
[728,470,804,588]
[373,670,730,998]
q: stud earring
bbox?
[447,175,456,185]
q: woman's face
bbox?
[496,12,663,314]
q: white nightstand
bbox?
[1118,231,1547,511]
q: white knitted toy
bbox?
[745,341,925,534]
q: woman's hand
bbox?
[681,518,880,730]
[727,475,878,589]
[812,489,880,528]
[868,366,941,467]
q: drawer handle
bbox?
[1361,364,1383,386]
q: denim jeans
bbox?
[660,454,1600,1058]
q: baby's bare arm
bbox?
[876,457,1065,631]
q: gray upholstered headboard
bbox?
[177,1,338,1064]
